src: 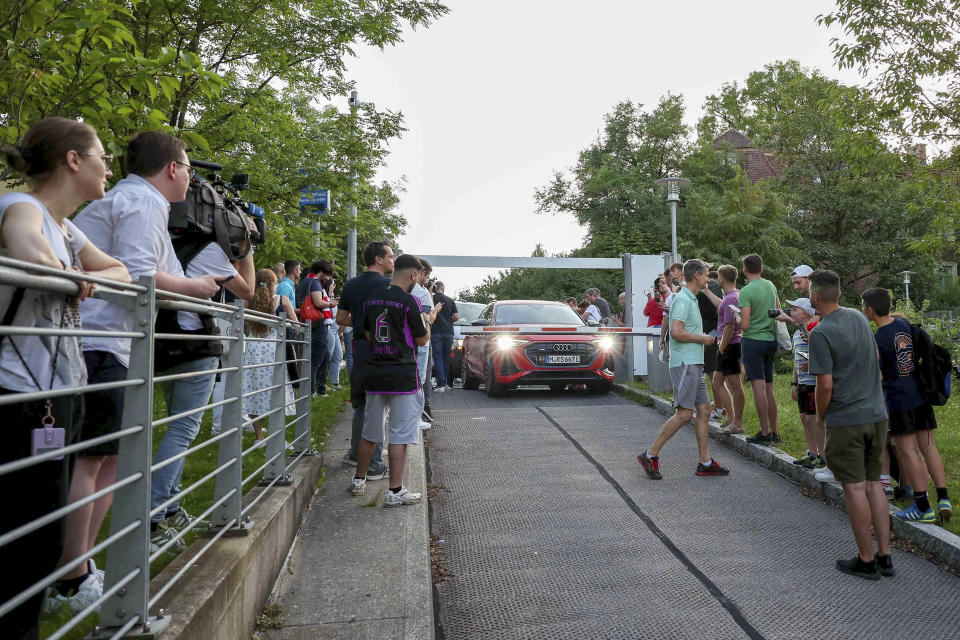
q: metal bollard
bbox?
[261,312,293,486]
[94,275,170,637]
[208,299,251,536]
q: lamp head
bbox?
[655,175,691,202]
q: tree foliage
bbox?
[818,0,960,140]
[1,0,449,279]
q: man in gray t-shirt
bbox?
[807,270,892,580]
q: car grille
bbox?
[523,342,598,367]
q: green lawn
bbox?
[41,385,348,639]
[626,376,960,537]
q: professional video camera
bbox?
[168,158,266,262]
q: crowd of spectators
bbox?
[0,118,453,636]
[637,253,954,581]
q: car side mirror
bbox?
[587,319,600,327]
[471,318,489,326]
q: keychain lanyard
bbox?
[9,309,66,426]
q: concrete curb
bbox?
[614,383,960,574]
[153,448,325,639]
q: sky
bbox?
[342,0,863,295]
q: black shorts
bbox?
[716,343,741,377]
[888,403,937,437]
[797,384,816,415]
[704,343,719,375]
[80,351,128,456]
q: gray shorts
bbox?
[362,392,421,445]
[670,364,710,410]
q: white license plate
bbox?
[545,355,579,364]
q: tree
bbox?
[1,0,450,277]
[818,0,960,141]
[535,95,692,258]
[699,60,942,301]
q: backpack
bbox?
[910,323,952,406]
[153,237,224,372]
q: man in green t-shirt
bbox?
[638,259,730,480]
[737,253,781,445]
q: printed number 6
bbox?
[376,310,390,343]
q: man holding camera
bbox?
[71,132,255,577]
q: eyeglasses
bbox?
[173,160,192,170]
[81,153,114,166]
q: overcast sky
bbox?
[343,0,861,295]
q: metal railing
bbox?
[0,256,315,639]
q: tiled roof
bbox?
[713,128,753,149]
[742,150,782,181]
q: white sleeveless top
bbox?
[0,193,88,391]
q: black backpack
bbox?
[153,237,224,372]
[911,323,952,406]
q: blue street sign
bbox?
[299,188,329,211]
[298,168,330,214]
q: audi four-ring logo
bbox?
[552,343,573,352]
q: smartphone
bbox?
[797,351,809,360]
[727,304,741,316]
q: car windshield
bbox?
[454,301,485,325]
[494,303,586,326]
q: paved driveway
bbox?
[427,387,960,639]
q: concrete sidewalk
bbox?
[262,407,433,639]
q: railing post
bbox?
[261,312,293,486]
[291,320,314,457]
[208,299,251,535]
[94,275,170,636]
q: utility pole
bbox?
[347,90,360,280]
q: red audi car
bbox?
[460,300,616,397]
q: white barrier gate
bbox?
[417,253,669,380]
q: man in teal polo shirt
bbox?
[639,259,730,479]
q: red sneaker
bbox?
[638,452,662,480]
[695,460,730,476]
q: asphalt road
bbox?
[426,387,960,640]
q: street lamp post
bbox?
[899,270,915,304]
[655,175,690,265]
[347,90,361,280]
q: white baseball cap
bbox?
[791,265,814,278]
[786,297,815,316]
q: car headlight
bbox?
[455,338,464,349]
[496,336,525,350]
[596,336,614,351]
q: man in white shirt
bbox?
[71,132,253,572]
[411,259,439,425]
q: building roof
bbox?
[712,128,782,181]
[713,128,753,150]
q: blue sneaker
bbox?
[938,498,952,524]
[895,502,936,524]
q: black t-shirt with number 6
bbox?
[359,285,428,393]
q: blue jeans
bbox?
[431,333,455,387]
[152,356,218,523]
[310,323,331,394]
[344,329,354,375]
[327,324,342,385]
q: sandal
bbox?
[718,424,744,435]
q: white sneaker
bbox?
[383,485,421,507]
[815,468,835,482]
[42,572,102,615]
[434,386,446,393]
[350,477,366,496]
[88,558,104,586]
[419,420,432,430]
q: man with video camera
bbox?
[71,132,255,579]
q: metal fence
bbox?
[0,255,315,639]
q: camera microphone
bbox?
[188,158,223,171]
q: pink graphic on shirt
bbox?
[894,331,915,376]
